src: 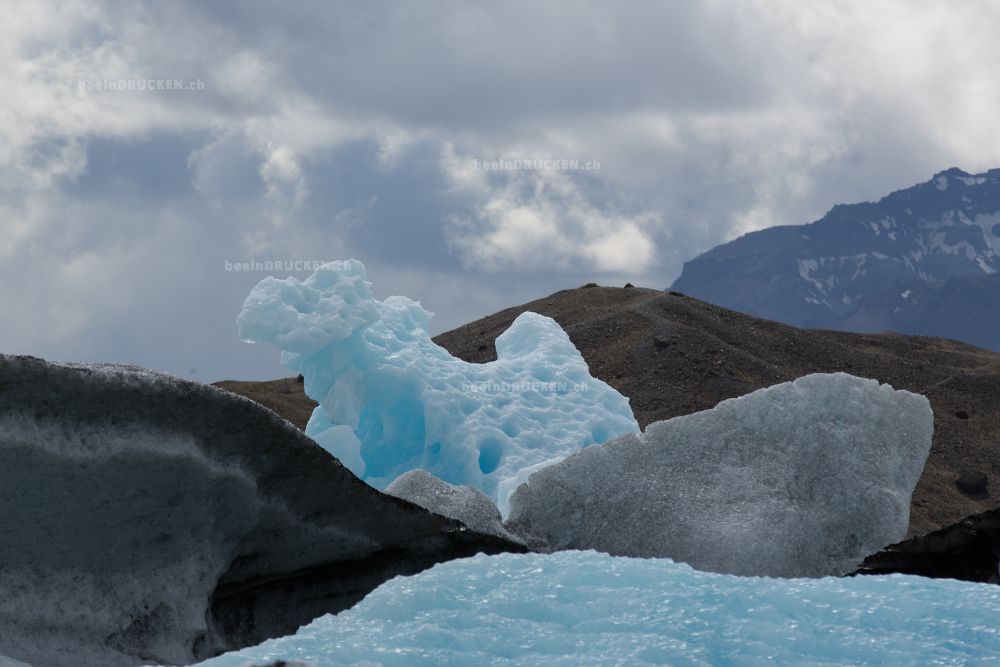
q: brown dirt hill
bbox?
[217,285,1000,537]
[213,377,317,430]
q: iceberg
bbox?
[238,260,638,513]
[506,373,934,577]
[194,551,1000,667]
[386,470,520,543]
[0,355,521,667]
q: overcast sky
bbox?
[3,1,1000,381]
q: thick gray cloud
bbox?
[2,1,1000,380]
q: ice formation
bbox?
[507,373,934,577]
[0,656,31,667]
[386,470,519,543]
[194,551,1000,667]
[0,355,520,667]
[238,259,638,512]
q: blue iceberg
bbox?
[195,550,1000,667]
[238,259,638,513]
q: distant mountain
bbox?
[670,168,1000,350]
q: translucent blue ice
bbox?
[238,260,638,512]
[195,551,1000,667]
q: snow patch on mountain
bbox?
[958,175,987,186]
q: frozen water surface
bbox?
[195,551,1000,667]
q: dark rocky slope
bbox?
[854,508,1000,583]
[0,355,521,667]
[213,376,316,430]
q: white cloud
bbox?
[259,143,307,219]
[444,164,658,273]
[2,0,1000,378]
[582,222,655,273]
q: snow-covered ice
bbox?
[193,551,1000,667]
[386,470,519,543]
[507,373,934,577]
[238,259,638,512]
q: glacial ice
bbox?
[0,656,31,667]
[194,551,1000,667]
[238,259,638,512]
[507,373,934,577]
[386,470,519,543]
[0,354,520,667]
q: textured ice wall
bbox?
[194,551,1000,667]
[0,409,262,667]
[507,373,934,577]
[238,260,638,512]
[0,355,521,667]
